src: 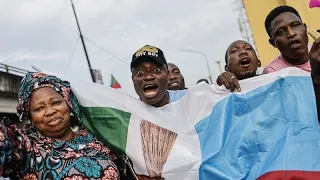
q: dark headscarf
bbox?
[16,72,81,122]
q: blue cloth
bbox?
[168,89,188,103]
[195,76,320,179]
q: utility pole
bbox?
[216,61,223,74]
[70,0,95,82]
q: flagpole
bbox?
[70,0,95,82]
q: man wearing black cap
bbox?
[131,45,187,107]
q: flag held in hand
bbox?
[310,0,320,8]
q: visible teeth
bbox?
[144,84,157,96]
[291,42,300,46]
[144,85,155,88]
[145,91,156,96]
[170,82,179,86]
[240,58,250,66]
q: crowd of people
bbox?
[0,5,320,180]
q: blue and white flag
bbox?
[64,67,320,179]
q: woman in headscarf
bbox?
[0,72,120,179]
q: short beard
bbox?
[238,71,256,80]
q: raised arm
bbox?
[216,71,241,92]
[309,38,320,123]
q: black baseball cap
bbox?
[131,45,167,70]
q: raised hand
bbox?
[216,72,241,92]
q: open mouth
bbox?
[143,84,159,98]
[169,82,180,88]
[239,58,251,68]
[289,40,302,49]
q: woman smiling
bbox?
[0,72,119,179]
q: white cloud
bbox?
[0,0,242,96]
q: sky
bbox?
[0,0,243,96]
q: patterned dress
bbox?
[0,122,119,180]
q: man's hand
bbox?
[310,37,320,61]
[309,37,320,123]
[310,38,320,84]
[310,38,320,76]
[216,72,241,92]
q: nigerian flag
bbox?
[65,67,320,180]
[81,106,130,155]
[110,74,121,89]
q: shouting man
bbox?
[167,63,186,90]
[131,45,187,107]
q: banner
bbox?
[66,68,320,179]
